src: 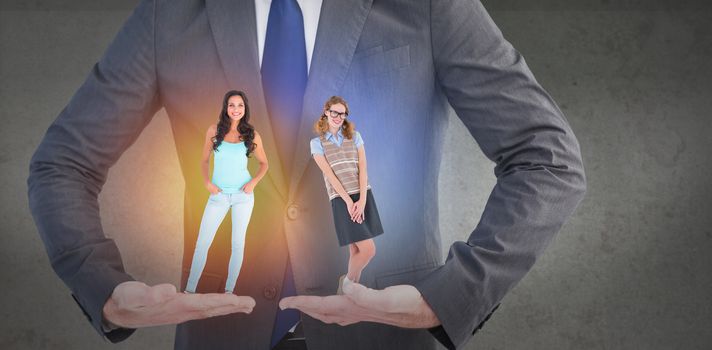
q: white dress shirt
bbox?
[255,0,323,73]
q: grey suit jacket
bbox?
[27,0,586,349]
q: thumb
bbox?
[150,283,178,303]
[112,281,152,309]
[344,283,419,314]
[342,282,390,310]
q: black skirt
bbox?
[331,189,384,246]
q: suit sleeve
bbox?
[414,0,587,348]
[26,0,160,342]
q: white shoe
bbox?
[336,275,346,295]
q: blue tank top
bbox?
[212,141,252,194]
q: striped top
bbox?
[310,130,363,154]
[319,134,370,200]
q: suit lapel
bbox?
[205,0,288,201]
[288,0,373,200]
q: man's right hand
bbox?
[102,281,255,329]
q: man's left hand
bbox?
[279,282,440,328]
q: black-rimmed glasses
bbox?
[327,109,348,119]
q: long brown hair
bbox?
[214,90,256,157]
[313,96,355,139]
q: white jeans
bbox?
[185,191,254,293]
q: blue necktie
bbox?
[261,0,306,347]
[262,0,308,178]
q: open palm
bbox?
[102,281,255,328]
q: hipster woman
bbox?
[310,96,384,293]
[185,90,268,294]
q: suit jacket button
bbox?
[263,286,277,300]
[286,204,299,220]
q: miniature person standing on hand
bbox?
[310,96,383,293]
[185,90,268,294]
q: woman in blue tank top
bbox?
[185,90,269,294]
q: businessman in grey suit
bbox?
[27,0,586,349]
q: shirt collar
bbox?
[325,129,344,143]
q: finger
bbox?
[337,319,359,326]
[172,294,254,317]
[282,295,355,318]
[300,307,393,329]
[109,292,256,328]
[289,295,378,324]
[294,298,370,327]
[280,295,325,313]
[300,309,338,324]
[173,294,256,318]
[130,302,253,328]
[190,293,256,310]
[293,298,357,326]
[351,206,360,221]
[301,309,359,326]
[184,303,254,322]
[136,295,255,327]
[206,302,254,316]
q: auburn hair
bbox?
[313,96,355,139]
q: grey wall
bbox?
[1,1,710,349]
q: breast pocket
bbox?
[351,44,411,79]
